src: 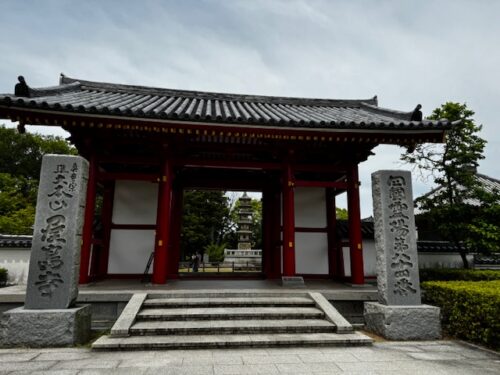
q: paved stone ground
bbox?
[0,340,498,374]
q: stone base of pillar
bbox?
[0,305,91,347]
[281,276,305,288]
[364,302,441,340]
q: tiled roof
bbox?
[336,220,375,239]
[417,241,466,253]
[417,172,500,208]
[475,173,500,195]
[0,234,32,248]
[0,75,455,131]
[474,253,500,265]
[336,223,467,253]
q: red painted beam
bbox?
[176,159,347,173]
[110,224,156,230]
[176,159,281,170]
[98,172,157,181]
[294,180,347,189]
[289,227,328,233]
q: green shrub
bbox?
[0,267,7,286]
[422,280,500,350]
[204,242,226,263]
[420,268,500,282]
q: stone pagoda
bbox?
[237,192,253,250]
[224,193,262,270]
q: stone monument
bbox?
[364,170,441,340]
[0,155,91,346]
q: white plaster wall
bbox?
[342,239,377,277]
[0,248,31,284]
[112,180,158,225]
[294,188,328,274]
[109,180,159,274]
[295,233,328,274]
[108,229,155,274]
[294,187,326,228]
[342,240,473,276]
[418,253,473,269]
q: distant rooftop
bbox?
[417,172,500,208]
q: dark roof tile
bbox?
[0,75,456,131]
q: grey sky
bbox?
[1,0,499,216]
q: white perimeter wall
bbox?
[294,187,329,274]
[108,180,158,274]
[342,240,377,277]
[0,248,30,284]
[342,242,472,276]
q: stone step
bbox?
[92,332,373,350]
[136,307,324,321]
[146,291,309,299]
[130,319,335,335]
[142,296,315,308]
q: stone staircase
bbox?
[92,292,372,350]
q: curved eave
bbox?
[0,95,454,133]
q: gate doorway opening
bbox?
[178,189,263,277]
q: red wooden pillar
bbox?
[152,158,173,284]
[271,186,282,278]
[79,154,97,284]
[262,187,272,278]
[282,162,296,276]
[167,183,183,278]
[326,188,337,278]
[97,181,115,278]
[347,164,365,285]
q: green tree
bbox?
[0,125,75,234]
[0,125,75,179]
[401,102,499,267]
[180,190,231,258]
[336,207,348,220]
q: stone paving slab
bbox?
[0,340,498,374]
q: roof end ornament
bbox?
[14,76,30,98]
[410,104,423,121]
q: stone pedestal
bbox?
[364,302,441,340]
[281,276,305,288]
[0,305,91,347]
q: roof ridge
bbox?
[360,102,413,121]
[30,81,81,98]
[60,75,378,107]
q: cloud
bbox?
[1,0,499,216]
